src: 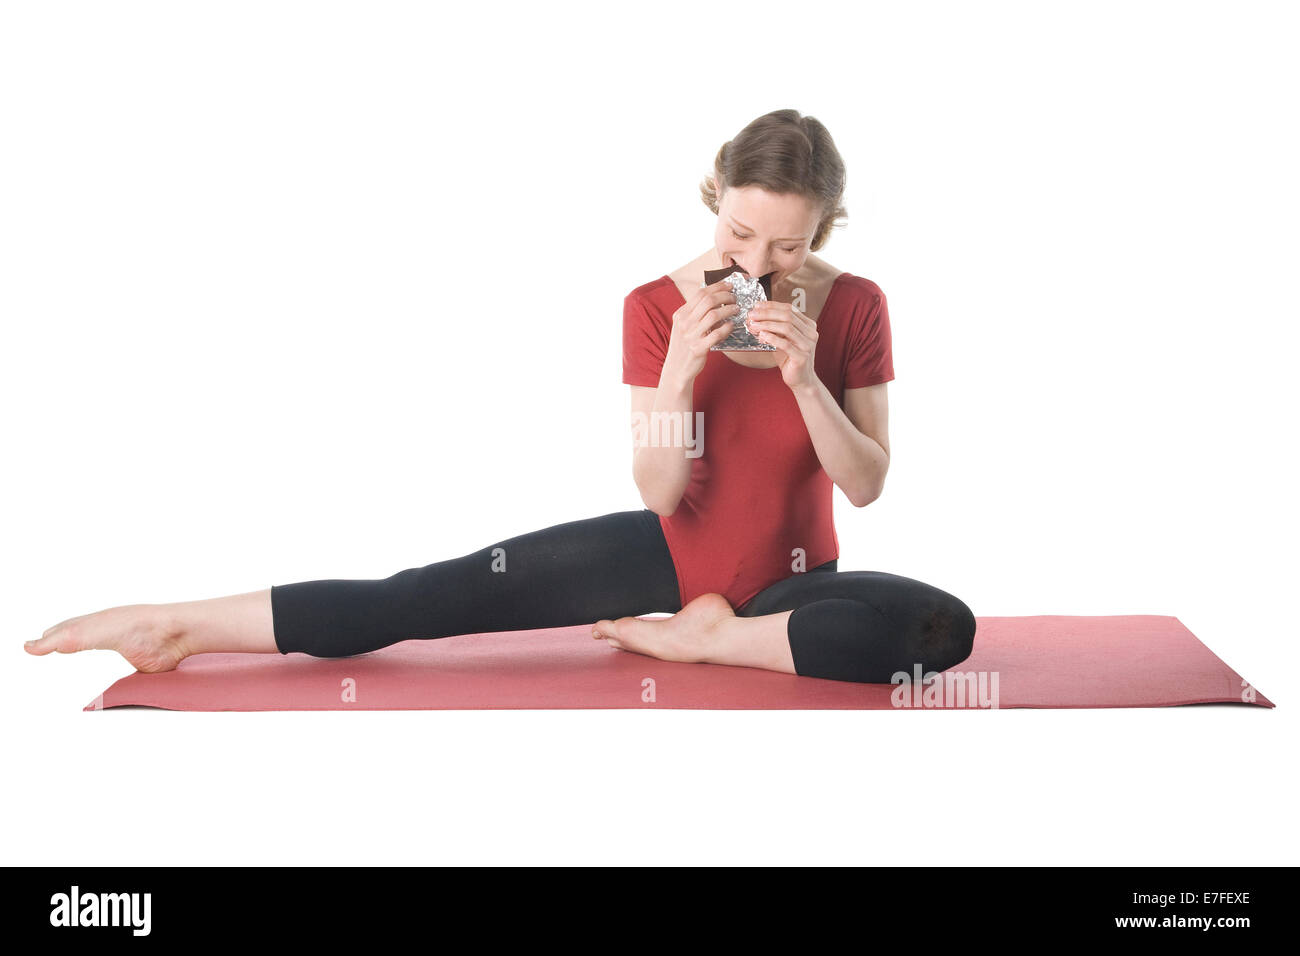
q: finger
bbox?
[787,308,816,337]
[751,309,815,345]
[690,314,734,350]
[748,315,802,342]
[756,325,805,353]
[751,302,814,336]
[689,278,742,308]
[691,289,738,326]
[698,315,736,348]
[696,300,739,335]
[708,318,737,344]
[766,303,814,337]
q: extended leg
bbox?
[28,509,681,670]
[270,509,681,657]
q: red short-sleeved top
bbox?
[622,271,894,609]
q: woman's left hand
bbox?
[746,300,819,390]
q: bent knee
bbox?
[918,595,977,671]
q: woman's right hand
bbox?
[660,278,739,386]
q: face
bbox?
[713,181,822,287]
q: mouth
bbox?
[725,256,770,279]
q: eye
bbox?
[781,246,799,254]
[730,228,751,240]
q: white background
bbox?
[2,0,1296,865]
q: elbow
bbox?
[847,460,888,508]
[639,488,681,517]
[846,478,885,508]
[633,474,682,517]
[632,455,685,516]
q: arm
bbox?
[629,379,695,517]
[789,379,890,507]
[747,285,893,508]
[624,281,737,517]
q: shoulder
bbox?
[832,273,886,312]
[627,274,675,300]
[625,275,679,318]
[793,255,883,317]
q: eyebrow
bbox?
[729,216,809,243]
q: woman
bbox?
[26,109,977,684]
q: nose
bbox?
[731,255,772,278]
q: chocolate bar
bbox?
[702,265,777,351]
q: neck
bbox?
[773,260,817,303]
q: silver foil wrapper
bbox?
[708,270,775,351]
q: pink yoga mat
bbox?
[84,615,1272,711]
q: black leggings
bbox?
[269,509,977,684]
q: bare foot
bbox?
[592,593,737,664]
[26,604,191,673]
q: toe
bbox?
[26,631,63,655]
